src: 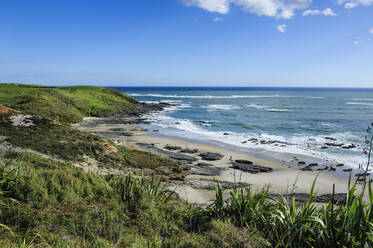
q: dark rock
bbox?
[136,143,197,164]
[301,166,313,171]
[111,128,127,132]
[199,152,224,161]
[308,163,318,167]
[325,143,344,147]
[182,179,250,190]
[241,141,247,144]
[152,129,159,132]
[317,167,329,171]
[180,148,199,154]
[321,146,329,149]
[316,194,347,204]
[223,132,230,135]
[343,168,353,172]
[268,193,347,204]
[342,144,356,149]
[119,132,133,136]
[336,163,344,167]
[232,163,272,173]
[196,162,214,167]
[164,145,182,151]
[234,159,253,165]
[189,164,225,176]
[355,173,370,177]
[325,137,337,141]
[329,167,336,171]
[298,161,306,165]
[169,153,198,163]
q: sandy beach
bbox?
[73,115,364,206]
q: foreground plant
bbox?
[210,177,373,248]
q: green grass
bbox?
[0,152,269,247]
[0,84,138,123]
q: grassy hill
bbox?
[0,84,181,172]
[0,84,138,123]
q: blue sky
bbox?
[0,0,372,87]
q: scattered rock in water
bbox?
[342,144,356,149]
[317,167,329,171]
[199,152,224,161]
[164,145,182,151]
[298,161,306,165]
[308,163,318,167]
[241,141,247,144]
[260,140,276,145]
[223,132,230,135]
[343,168,353,172]
[321,146,329,149]
[325,143,344,147]
[325,137,337,141]
[329,167,336,171]
[180,148,199,154]
[336,163,344,167]
[232,163,272,174]
[152,129,159,132]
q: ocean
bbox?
[114,87,373,171]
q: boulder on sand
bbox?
[164,145,182,151]
[232,162,273,174]
[199,152,224,161]
[180,148,199,154]
[234,159,253,165]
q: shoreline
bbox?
[74,114,366,205]
[140,128,357,180]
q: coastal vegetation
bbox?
[0,84,138,123]
[0,83,372,247]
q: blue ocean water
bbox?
[114,87,373,170]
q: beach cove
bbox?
[74,109,365,206]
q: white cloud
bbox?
[181,0,312,19]
[277,24,287,33]
[370,27,373,34]
[302,8,336,16]
[345,2,358,8]
[213,17,224,21]
[338,0,373,9]
[182,0,230,14]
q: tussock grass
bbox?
[209,177,373,248]
[0,152,269,247]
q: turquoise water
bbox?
[115,87,373,170]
